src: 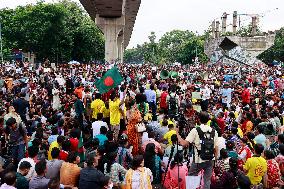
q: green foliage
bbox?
[258,27,284,63]
[124,45,144,64]
[124,30,208,65]
[0,0,104,62]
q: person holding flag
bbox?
[95,67,125,140]
[109,88,127,140]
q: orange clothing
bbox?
[127,109,141,156]
[5,78,13,91]
[60,162,81,186]
[241,120,253,134]
[74,87,84,99]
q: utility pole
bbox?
[0,23,3,64]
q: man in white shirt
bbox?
[200,84,211,111]
[17,146,38,180]
[92,113,108,138]
[176,111,218,189]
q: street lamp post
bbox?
[195,31,198,65]
[0,23,3,64]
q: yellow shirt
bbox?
[207,120,211,126]
[243,156,267,185]
[48,141,60,160]
[91,99,105,119]
[215,80,220,86]
[234,112,239,119]
[109,99,121,126]
[159,120,175,127]
[146,84,150,90]
[164,130,177,145]
[102,107,110,118]
[237,127,244,138]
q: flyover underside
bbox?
[79,0,141,63]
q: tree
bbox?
[124,45,144,64]
[158,30,208,64]
[258,27,284,63]
[159,30,194,63]
[124,30,209,65]
[0,0,104,62]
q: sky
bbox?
[1,0,283,49]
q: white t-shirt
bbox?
[142,132,149,143]
[200,87,211,100]
[92,121,108,137]
[216,137,226,159]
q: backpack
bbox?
[169,94,177,112]
[196,127,215,160]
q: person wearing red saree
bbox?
[126,101,142,156]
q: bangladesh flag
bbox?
[95,67,123,94]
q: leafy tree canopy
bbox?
[124,30,208,65]
[0,0,105,62]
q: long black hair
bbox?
[229,157,238,177]
[143,143,157,177]
[170,151,183,169]
[105,152,117,173]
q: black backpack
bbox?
[196,127,215,160]
[169,94,177,112]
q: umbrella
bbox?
[68,60,80,65]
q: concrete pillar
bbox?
[233,11,237,35]
[211,21,216,38]
[117,34,123,63]
[222,12,227,34]
[96,15,125,63]
[215,21,220,38]
[121,41,124,63]
[251,16,257,36]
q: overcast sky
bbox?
[1,0,283,48]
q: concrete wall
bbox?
[204,34,276,58]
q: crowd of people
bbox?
[0,60,283,189]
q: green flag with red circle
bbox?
[95,67,123,94]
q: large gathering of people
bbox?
[0,60,283,189]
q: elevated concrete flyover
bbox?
[79,0,141,63]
